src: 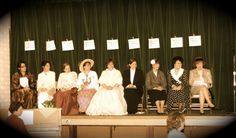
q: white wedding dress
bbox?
[86,68,127,115]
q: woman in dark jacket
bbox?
[122,58,145,114]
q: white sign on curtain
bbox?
[171,37,183,48]
[46,40,56,51]
[148,38,160,49]
[128,38,140,49]
[107,39,119,50]
[61,40,74,51]
[24,40,35,51]
[189,35,201,47]
[84,39,95,50]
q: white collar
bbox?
[170,68,184,83]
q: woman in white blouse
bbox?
[54,63,79,115]
[189,57,214,115]
[77,59,99,114]
[37,61,56,108]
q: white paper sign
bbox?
[107,39,119,50]
[20,77,29,88]
[61,40,74,51]
[128,38,140,49]
[24,40,35,51]
[148,38,160,49]
[171,37,183,48]
[189,35,201,47]
[84,39,95,50]
[46,40,56,51]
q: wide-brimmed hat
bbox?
[79,59,94,72]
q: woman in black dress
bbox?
[166,56,189,113]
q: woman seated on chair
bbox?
[11,61,37,109]
[122,58,145,114]
[166,56,189,113]
[77,59,99,114]
[146,58,167,114]
[54,63,79,115]
[86,58,127,115]
[189,57,214,115]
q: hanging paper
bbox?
[24,40,35,51]
[148,38,160,49]
[171,37,183,48]
[189,35,201,47]
[84,39,95,50]
[46,40,56,51]
[107,39,119,50]
[61,40,74,51]
[128,38,140,49]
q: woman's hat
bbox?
[193,57,206,66]
[150,58,160,64]
[79,59,94,72]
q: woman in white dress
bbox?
[37,61,56,108]
[54,63,79,115]
[86,58,127,115]
[77,59,99,114]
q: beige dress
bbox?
[189,68,212,95]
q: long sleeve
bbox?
[160,71,167,89]
[135,69,145,89]
[189,70,194,86]
[28,73,36,90]
[11,73,21,91]
[145,72,152,90]
[37,71,56,91]
[88,71,99,90]
[122,70,130,88]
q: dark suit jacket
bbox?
[122,68,145,96]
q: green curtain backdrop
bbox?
[10,0,236,111]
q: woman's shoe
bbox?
[200,112,205,115]
[208,104,215,110]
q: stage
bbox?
[60,110,236,138]
[1,108,235,138]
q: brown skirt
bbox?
[77,89,96,112]
[11,88,34,109]
[54,88,79,115]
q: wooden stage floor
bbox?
[61,110,236,126]
[60,110,236,138]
